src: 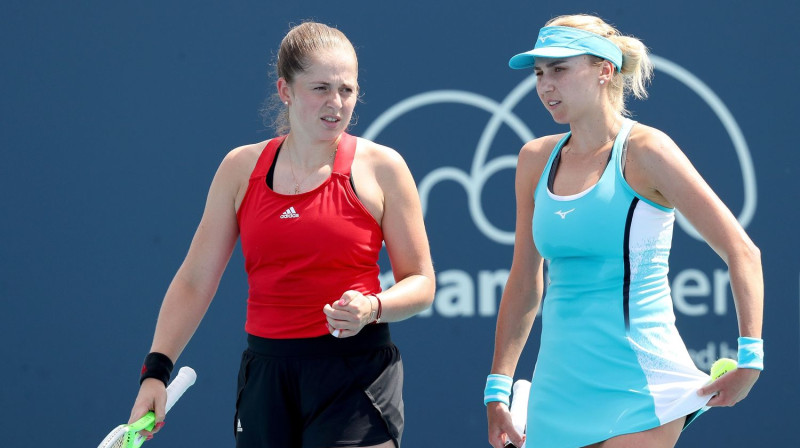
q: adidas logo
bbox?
[280,207,299,219]
[237,419,243,433]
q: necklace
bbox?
[564,122,621,156]
[286,143,337,194]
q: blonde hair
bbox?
[546,14,653,116]
[263,21,358,134]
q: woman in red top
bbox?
[128,22,435,448]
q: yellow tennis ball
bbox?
[710,358,737,380]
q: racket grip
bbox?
[165,366,197,413]
[506,379,531,448]
[118,367,197,448]
[509,380,531,434]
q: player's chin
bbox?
[549,113,569,125]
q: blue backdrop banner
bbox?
[1,1,797,447]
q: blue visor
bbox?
[509,26,623,71]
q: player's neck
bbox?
[567,113,623,155]
[284,133,339,169]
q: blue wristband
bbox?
[484,374,513,406]
[737,336,764,370]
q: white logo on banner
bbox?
[363,55,756,243]
[364,55,756,333]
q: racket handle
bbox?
[509,380,531,434]
[165,366,197,413]
[130,367,197,448]
[506,379,531,448]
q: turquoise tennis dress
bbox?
[527,119,712,447]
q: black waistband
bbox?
[247,323,393,357]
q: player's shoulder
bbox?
[225,139,270,163]
[353,136,408,174]
[627,123,681,162]
[354,136,402,161]
[519,133,565,168]
[521,133,564,156]
[217,138,273,180]
[513,134,565,188]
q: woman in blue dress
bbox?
[485,14,763,448]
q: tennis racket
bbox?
[97,366,197,448]
[505,379,531,448]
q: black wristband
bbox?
[140,352,174,386]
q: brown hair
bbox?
[546,14,653,116]
[262,22,358,134]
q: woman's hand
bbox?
[698,367,760,407]
[487,401,525,448]
[323,290,375,338]
[128,378,168,441]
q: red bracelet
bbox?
[369,293,383,323]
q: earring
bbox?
[284,101,289,105]
[600,80,605,85]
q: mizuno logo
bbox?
[554,208,575,219]
[280,207,299,219]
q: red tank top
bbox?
[236,133,384,339]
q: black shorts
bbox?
[234,324,403,448]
